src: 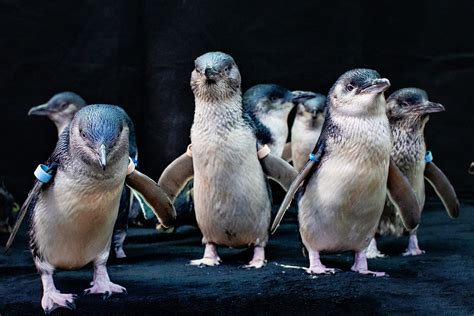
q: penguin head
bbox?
[69,105,129,171]
[28,92,86,125]
[328,69,390,116]
[243,84,294,118]
[293,91,327,127]
[191,52,241,102]
[386,88,445,125]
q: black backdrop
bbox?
[0,0,473,200]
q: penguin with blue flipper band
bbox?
[271,69,420,276]
[158,52,297,269]
[28,92,155,258]
[367,88,459,258]
[6,105,176,314]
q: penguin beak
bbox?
[204,67,219,81]
[360,78,391,94]
[416,101,445,114]
[406,101,445,117]
[291,92,315,105]
[99,144,107,171]
[28,103,50,116]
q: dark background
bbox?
[0,0,473,201]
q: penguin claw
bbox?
[242,259,267,269]
[189,257,221,267]
[102,291,111,300]
[84,281,127,297]
[304,266,337,275]
[41,291,77,314]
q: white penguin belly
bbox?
[291,122,321,171]
[299,154,389,252]
[260,115,288,157]
[191,128,271,248]
[33,172,124,270]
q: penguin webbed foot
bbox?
[305,248,337,275]
[402,233,425,256]
[242,246,266,269]
[84,264,126,298]
[304,265,337,275]
[365,238,387,259]
[84,281,127,298]
[189,257,222,267]
[189,243,221,267]
[42,291,77,314]
[351,251,387,277]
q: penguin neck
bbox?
[390,118,426,171]
[193,93,244,130]
[55,120,71,137]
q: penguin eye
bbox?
[401,101,409,107]
[80,129,87,139]
[58,102,69,110]
[270,96,278,102]
[346,84,354,92]
[223,66,231,74]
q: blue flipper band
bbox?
[34,164,53,183]
[309,153,318,162]
[425,151,433,163]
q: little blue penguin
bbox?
[158,52,297,268]
[243,84,296,157]
[367,88,460,258]
[28,92,87,136]
[290,91,327,171]
[7,104,176,313]
[28,92,140,258]
[271,69,420,276]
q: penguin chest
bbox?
[260,115,288,157]
[191,127,271,247]
[299,122,391,253]
[291,121,321,171]
[33,173,124,269]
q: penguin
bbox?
[367,88,460,258]
[271,69,420,276]
[28,92,87,136]
[158,52,297,268]
[28,92,141,258]
[6,104,176,313]
[290,91,327,171]
[243,84,296,157]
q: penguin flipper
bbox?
[281,142,292,162]
[4,180,42,252]
[260,152,297,191]
[270,159,316,234]
[158,153,194,202]
[424,162,460,218]
[126,170,177,228]
[386,160,421,231]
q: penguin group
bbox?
[4,51,460,313]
